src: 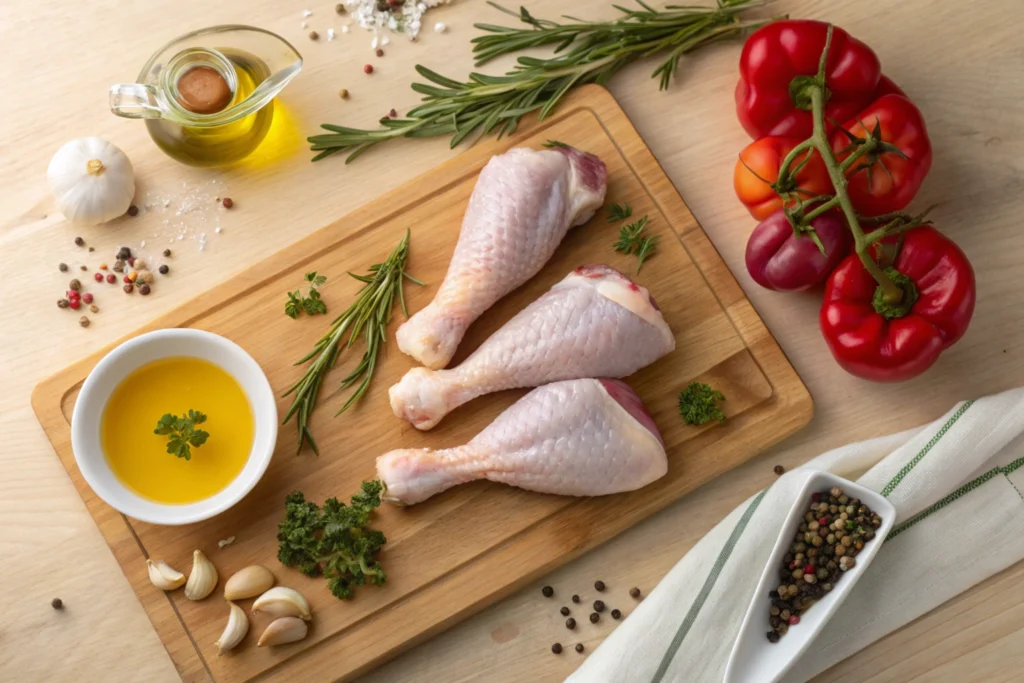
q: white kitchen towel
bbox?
[567,387,1024,683]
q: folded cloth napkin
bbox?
[568,387,1024,683]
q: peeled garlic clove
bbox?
[215,602,249,655]
[252,586,312,621]
[224,565,275,601]
[147,559,186,591]
[257,616,308,647]
[184,549,218,601]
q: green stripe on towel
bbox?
[886,456,1024,542]
[650,488,769,683]
[880,400,974,498]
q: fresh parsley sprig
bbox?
[153,410,209,460]
[613,214,659,272]
[285,272,328,319]
[678,383,726,425]
[277,481,387,600]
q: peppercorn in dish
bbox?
[767,486,883,643]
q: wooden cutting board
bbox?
[31,84,812,683]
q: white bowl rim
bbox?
[70,328,277,525]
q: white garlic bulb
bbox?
[47,137,135,225]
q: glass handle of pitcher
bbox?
[109,84,164,119]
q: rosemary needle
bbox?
[309,0,772,162]
[282,229,423,454]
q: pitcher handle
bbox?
[109,84,164,119]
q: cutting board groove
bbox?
[32,85,811,683]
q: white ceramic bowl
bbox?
[724,471,896,683]
[71,328,277,525]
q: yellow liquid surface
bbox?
[102,357,254,504]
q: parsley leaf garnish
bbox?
[153,410,209,460]
[285,271,329,319]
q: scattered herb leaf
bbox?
[542,139,570,149]
[153,410,209,460]
[678,383,726,425]
[613,214,659,272]
[606,202,633,223]
[285,272,329,319]
[277,481,387,600]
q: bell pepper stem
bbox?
[807,75,903,304]
[774,138,816,186]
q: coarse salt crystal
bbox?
[342,24,350,33]
[301,21,308,29]
[302,9,312,17]
[215,227,223,234]
[434,22,446,33]
[140,240,146,248]
[381,36,390,46]
[371,36,378,49]
[327,28,335,41]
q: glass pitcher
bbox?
[110,26,302,167]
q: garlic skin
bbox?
[147,559,186,591]
[252,586,312,621]
[215,602,249,655]
[47,137,135,225]
[184,549,218,601]
[257,616,308,647]
[224,565,275,601]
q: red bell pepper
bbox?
[735,20,881,139]
[830,94,933,217]
[820,227,975,382]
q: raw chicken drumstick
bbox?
[396,145,607,370]
[377,378,668,505]
[390,264,676,430]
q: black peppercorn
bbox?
[589,612,599,623]
[158,264,169,275]
[127,205,138,217]
[551,643,562,654]
[542,585,554,598]
[117,246,132,260]
[560,606,570,616]
[74,236,85,246]
[51,598,63,610]
[629,587,641,599]
[594,580,605,592]
[575,643,584,653]
[59,263,69,272]
[57,299,69,309]
[593,600,605,613]
[774,465,785,475]
[611,609,621,620]
[565,617,576,630]
[69,278,81,291]
[139,284,151,296]
[163,248,172,257]
[767,630,780,643]
[571,594,580,604]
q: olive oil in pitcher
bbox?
[110,26,302,167]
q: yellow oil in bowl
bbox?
[101,357,254,504]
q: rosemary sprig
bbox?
[309,0,772,162]
[282,230,423,454]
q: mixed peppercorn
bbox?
[767,486,882,643]
[56,238,174,327]
[542,580,643,657]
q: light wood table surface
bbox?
[2,1,1022,681]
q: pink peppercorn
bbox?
[128,257,135,267]
[69,299,80,310]
[94,272,104,282]
[818,517,828,525]
[106,273,117,284]
[363,64,374,74]
[123,275,132,284]
[788,615,800,625]
[804,564,814,574]
[82,293,94,304]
